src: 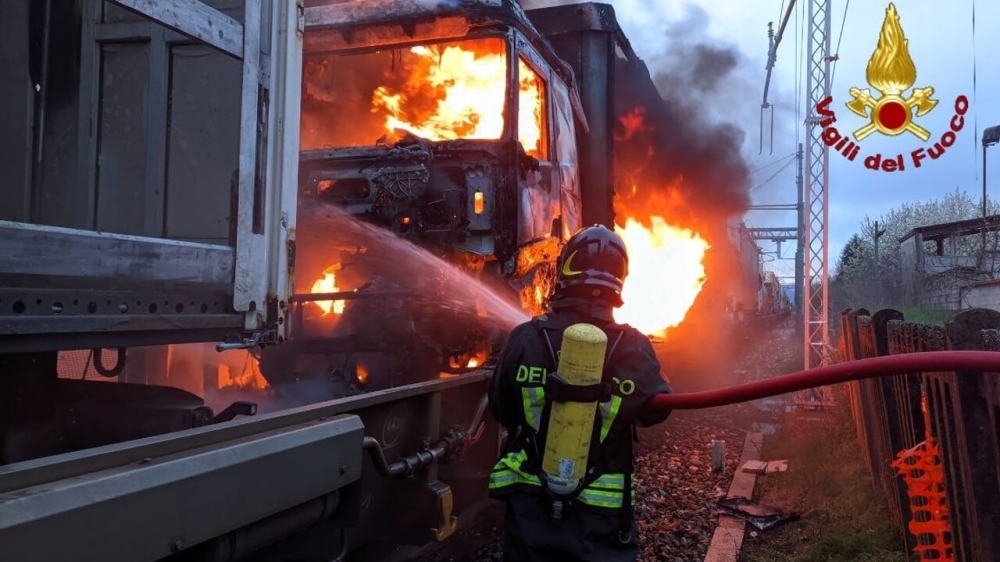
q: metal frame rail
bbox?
[0,0,303,353]
[0,373,494,562]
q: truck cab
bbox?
[296,0,585,311]
[257,0,589,393]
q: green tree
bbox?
[834,234,872,282]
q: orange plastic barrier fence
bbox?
[892,437,954,561]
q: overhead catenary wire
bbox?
[751,157,797,193]
[760,0,798,154]
[751,152,797,176]
[829,0,851,88]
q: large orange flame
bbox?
[613,217,710,338]
[370,41,544,157]
[310,267,345,316]
[217,352,270,391]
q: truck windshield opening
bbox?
[301,36,544,157]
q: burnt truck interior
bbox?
[258,0,589,395]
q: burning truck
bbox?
[258,0,741,400]
[258,0,585,396]
[0,1,756,559]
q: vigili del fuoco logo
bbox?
[816,2,969,172]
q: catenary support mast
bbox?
[803,0,832,370]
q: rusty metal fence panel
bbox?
[839,308,1000,562]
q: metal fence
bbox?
[838,307,1000,562]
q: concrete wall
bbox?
[961,283,1000,312]
[925,286,962,311]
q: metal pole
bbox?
[985,144,989,220]
[795,143,804,338]
[803,0,832,371]
[873,221,886,305]
[983,144,988,263]
[873,220,879,277]
[982,126,1000,276]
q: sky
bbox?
[595,0,1000,283]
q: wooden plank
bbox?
[740,459,790,474]
[108,0,244,59]
[704,516,745,562]
[703,431,764,562]
[766,460,788,473]
[0,220,234,284]
[740,460,769,474]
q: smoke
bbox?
[611,6,754,228]
[519,0,757,229]
[519,0,778,387]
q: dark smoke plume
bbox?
[520,0,752,229]
[616,25,752,230]
[520,0,763,391]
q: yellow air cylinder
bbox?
[541,323,608,495]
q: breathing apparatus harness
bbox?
[522,311,637,544]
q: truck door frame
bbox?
[514,37,560,244]
[83,0,290,331]
[0,0,302,351]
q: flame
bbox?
[443,350,488,372]
[356,361,369,385]
[866,3,916,95]
[370,41,544,157]
[615,106,647,141]
[514,237,561,316]
[613,217,710,337]
[310,268,345,315]
[518,273,550,315]
[465,349,488,369]
[217,353,270,391]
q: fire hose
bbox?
[647,350,1000,410]
[361,351,1000,475]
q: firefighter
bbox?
[488,224,674,562]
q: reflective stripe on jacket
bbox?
[488,385,635,512]
[489,451,636,511]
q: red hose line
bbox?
[648,350,1000,410]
